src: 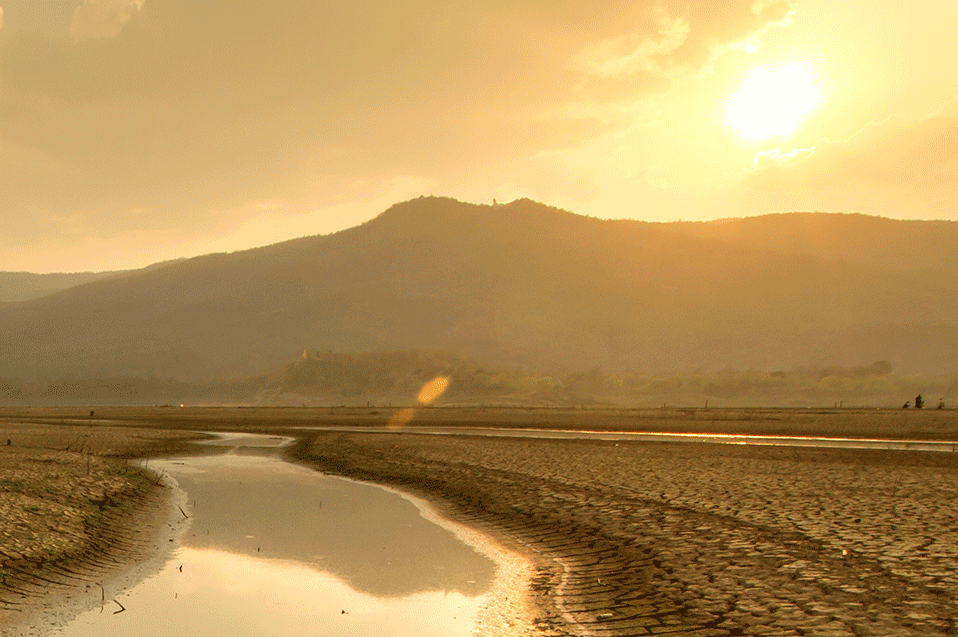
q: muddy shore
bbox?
[0,422,204,634]
[2,407,958,636]
[290,429,958,637]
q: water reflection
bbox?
[301,425,958,453]
[62,549,483,637]
[57,449,496,636]
[172,455,493,597]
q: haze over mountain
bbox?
[0,271,121,303]
[665,214,958,275]
[2,197,956,382]
[0,259,189,303]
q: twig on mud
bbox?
[112,599,126,614]
[178,505,189,518]
[142,462,163,487]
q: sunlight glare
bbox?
[724,62,823,142]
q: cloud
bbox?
[728,1,796,53]
[575,1,793,98]
[576,13,691,80]
[663,0,794,68]
[747,110,958,187]
[71,0,143,41]
[0,0,798,246]
[741,107,958,214]
[751,146,814,170]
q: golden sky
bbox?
[1,1,956,272]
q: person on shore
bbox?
[903,401,910,409]
[915,394,924,409]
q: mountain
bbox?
[1,197,956,380]
[0,271,121,302]
[663,212,958,275]
[0,259,188,302]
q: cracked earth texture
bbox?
[293,431,958,636]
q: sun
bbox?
[724,62,823,142]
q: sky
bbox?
[1,0,956,273]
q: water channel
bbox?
[56,433,505,636]
[300,426,958,452]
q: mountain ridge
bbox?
[664,211,958,274]
[2,197,956,379]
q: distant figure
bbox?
[493,198,498,205]
[903,401,910,409]
[915,394,924,409]
[90,410,95,417]
[939,399,946,410]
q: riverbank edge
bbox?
[327,469,545,637]
[1,462,191,636]
[6,409,958,635]
[284,434,579,636]
[6,429,549,637]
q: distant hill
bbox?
[1,197,956,380]
[664,213,958,275]
[0,259,187,302]
[0,271,120,302]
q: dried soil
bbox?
[2,407,957,636]
[0,421,203,633]
[290,429,958,636]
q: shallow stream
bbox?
[301,425,958,452]
[56,433,500,636]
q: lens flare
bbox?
[387,377,450,429]
[417,376,450,405]
[387,407,416,430]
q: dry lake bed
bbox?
[1,406,957,636]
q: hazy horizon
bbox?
[1,1,955,273]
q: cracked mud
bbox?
[292,431,958,636]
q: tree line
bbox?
[2,353,954,408]
[0,375,265,405]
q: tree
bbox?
[867,360,893,375]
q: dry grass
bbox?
[0,421,202,563]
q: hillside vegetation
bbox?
[1,198,956,390]
[665,213,958,274]
[0,271,120,302]
[1,352,954,408]
[278,351,955,409]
